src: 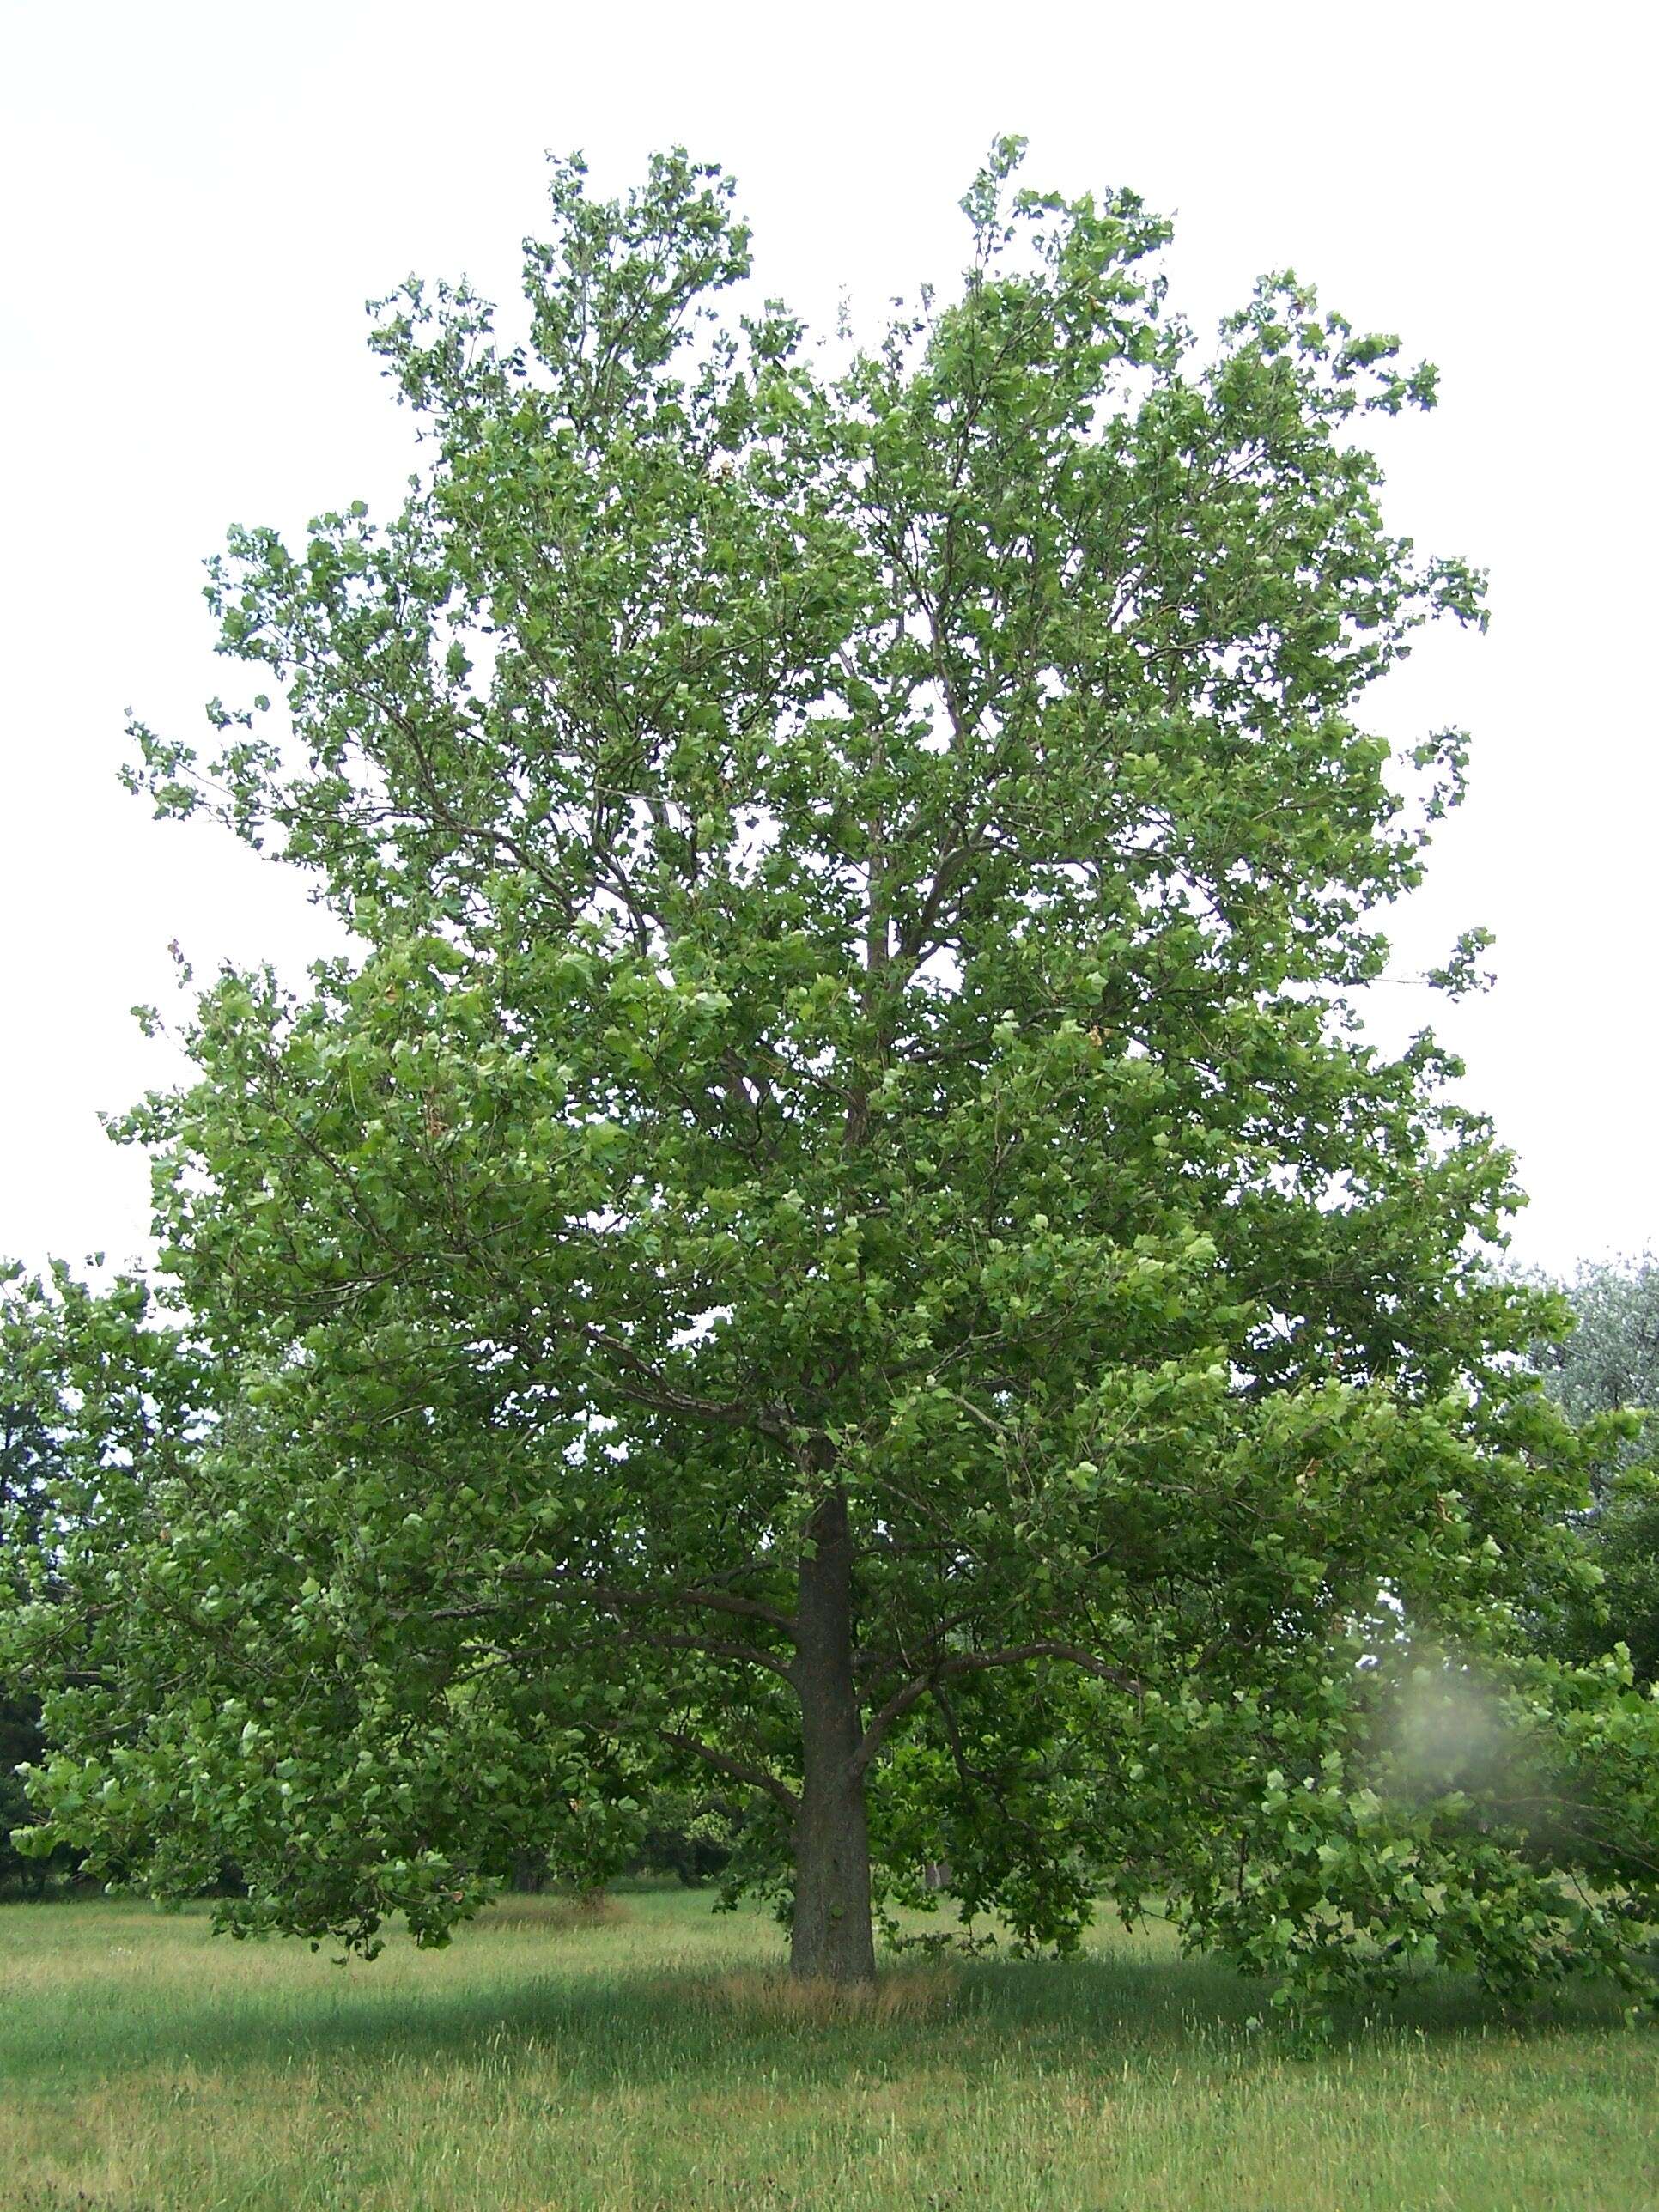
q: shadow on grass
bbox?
[957,1937,1633,2051]
[3,1917,1637,2097]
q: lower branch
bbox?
[657,1728,801,1820]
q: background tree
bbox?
[8,144,1657,2007]
[1,1268,63,1893]
[1528,1255,1659,1682]
[0,1265,117,1894]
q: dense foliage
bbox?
[6,144,1657,2008]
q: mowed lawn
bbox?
[1,1886,1654,2212]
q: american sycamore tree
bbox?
[8,144,1658,2005]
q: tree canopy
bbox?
[6,143,1657,2008]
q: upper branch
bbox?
[502,1565,797,1637]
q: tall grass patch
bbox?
[1,1887,1653,2210]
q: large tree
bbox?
[9,145,1657,2003]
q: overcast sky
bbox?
[1,0,1653,1281]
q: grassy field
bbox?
[0,1885,1653,2211]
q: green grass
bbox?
[1,1886,1653,2210]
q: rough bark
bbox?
[788,1486,877,1984]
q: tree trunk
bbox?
[789,1486,877,1984]
[511,1849,548,1893]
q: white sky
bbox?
[1,0,1653,1281]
